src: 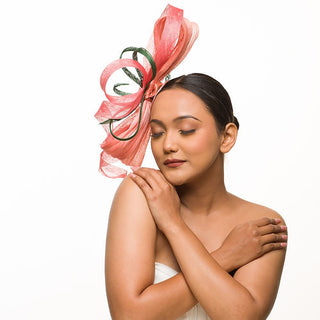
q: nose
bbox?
[163,132,178,154]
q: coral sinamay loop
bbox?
[95,4,199,178]
[99,47,157,141]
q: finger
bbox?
[261,241,287,255]
[129,173,152,197]
[261,233,288,245]
[134,168,170,189]
[259,224,287,236]
[255,217,281,227]
[141,168,168,184]
[133,168,161,190]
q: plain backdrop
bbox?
[1,0,319,319]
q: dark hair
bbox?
[158,73,239,132]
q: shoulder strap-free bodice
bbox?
[154,262,211,320]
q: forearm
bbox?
[164,221,259,320]
[210,247,236,273]
[110,248,240,320]
[137,273,197,320]
[136,241,247,319]
[108,272,196,320]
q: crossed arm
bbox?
[105,174,287,320]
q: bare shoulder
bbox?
[231,194,286,225]
[112,175,148,208]
[230,196,287,317]
[107,176,157,249]
[110,176,154,222]
[106,176,157,316]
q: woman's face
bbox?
[150,88,223,186]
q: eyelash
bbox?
[151,129,196,138]
[180,129,195,135]
[150,132,164,138]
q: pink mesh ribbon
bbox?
[95,4,198,178]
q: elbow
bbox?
[207,299,266,320]
[231,302,268,320]
[109,307,140,320]
[108,301,142,320]
[219,310,262,320]
[110,309,159,320]
[228,292,269,320]
[108,296,159,320]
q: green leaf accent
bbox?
[100,46,157,141]
[113,83,130,96]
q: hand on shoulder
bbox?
[224,201,288,318]
[216,197,287,273]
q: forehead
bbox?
[151,88,212,121]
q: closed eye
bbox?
[180,129,196,135]
[151,132,164,138]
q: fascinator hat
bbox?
[95,4,199,178]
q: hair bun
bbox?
[233,116,240,129]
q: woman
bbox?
[104,73,287,319]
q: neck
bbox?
[176,157,229,216]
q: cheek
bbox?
[150,140,162,161]
[187,139,209,153]
[185,131,220,156]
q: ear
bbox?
[220,123,238,154]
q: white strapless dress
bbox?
[154,262,211,320]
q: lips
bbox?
[163,159,186,168]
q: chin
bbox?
[160,167,192,186]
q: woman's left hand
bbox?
[130,168,182,232]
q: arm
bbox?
[130,168,287,320]
[106,176,287,319]
[214,218,287,273]
[163,218,286,319]
[105,177,196,320]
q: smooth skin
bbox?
[105,88,287,319]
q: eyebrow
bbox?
[150,115,201,125]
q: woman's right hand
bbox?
[212,217,287,272]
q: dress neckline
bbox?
[155,261,179,274]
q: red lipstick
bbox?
[163,159,186,168]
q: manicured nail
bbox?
[282,235,288,240]
[281,242,287,247]
[275,218,281,223]
[280,225,287,231]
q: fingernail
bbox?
[275,218,281,223]
[281,243,287,247]
[280,225,287,231]
[130,173,136,178]
[282,235,288,240]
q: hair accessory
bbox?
[95,4,198,178]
